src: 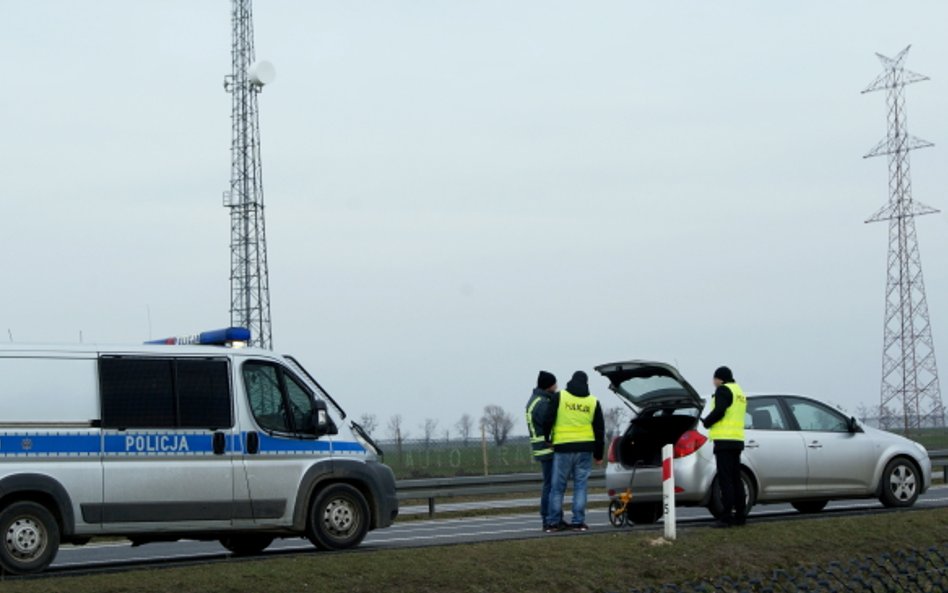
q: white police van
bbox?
[0,328,397,574]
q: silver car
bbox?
[600,360,933,524]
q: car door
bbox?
[235,359,334,527]
[742,397,807,500]
[783,396,875,496]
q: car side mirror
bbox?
[847,416,861,433]
[312,400,338,436]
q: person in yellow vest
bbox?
[525,370,557,531]
[541,371,604,533]
[701,366,748,528]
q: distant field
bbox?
[910,428,948,450]
[383,438,537,479]
[7,509,946,593]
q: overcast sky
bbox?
[3,1,948,437]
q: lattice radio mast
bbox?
[223,0,274,349]
[863,45,945,430]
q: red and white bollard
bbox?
[662,443,677,540]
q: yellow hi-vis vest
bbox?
[526,392,553,458]
[552,390,597,445]
[709,382,747,442]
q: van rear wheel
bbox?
[0,501,60,575]
[219,534,274,556]
[307,484,370,551]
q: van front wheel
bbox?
[0,502,60,575]
[307,484,370,551]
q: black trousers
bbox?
[715,448,746,521]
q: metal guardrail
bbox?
[930,449,947,483]
[396,450,948,519]
[396,470,606,518]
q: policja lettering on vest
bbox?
[708,383,746,442]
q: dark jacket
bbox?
[541,374,605,461]
[702,382,744,452]
[526,388,554,461]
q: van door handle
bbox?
[247,431,260,455]
[746,440,759,449]
[807,441,823,449]
[213,432,226,456]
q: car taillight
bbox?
[607,437,621,463]
[674,430,707,458]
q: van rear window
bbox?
[99,357,232,429]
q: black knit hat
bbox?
[713,366,734,383]
[565,371,590,396]
[537,370,557,390]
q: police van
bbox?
[0,328,397,574]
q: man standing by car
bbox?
[543,370,605,533]
[702,366,748,527]
[526,370,557,531]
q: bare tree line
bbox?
[356,404,631,447]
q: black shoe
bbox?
[733,517,747,527]
[544,522,567,534]
[571,523,589,532]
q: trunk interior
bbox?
[617,413,698,467]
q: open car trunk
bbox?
[616,411,699,467]
[596,360,705,468]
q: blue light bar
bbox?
[145,327,251,346]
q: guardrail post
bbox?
[428,497,436,518]
[662,444,676,541]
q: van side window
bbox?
[285,373,316,433]
[176,359,232,428]
[99,357,232,429]
[242,361,316,434]
[243,362,290,432]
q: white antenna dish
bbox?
[249,60,276,86]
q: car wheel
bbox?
[0,502,60,575]
[791,500,828,514]
[708,470,755,521]
[626,502,663,525]
[879,458,920,508]
[307,483,370,551]
[219,534,275,556]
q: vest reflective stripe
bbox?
[709,382,747,442]
[526,393,553,458]
[552,390,597,445]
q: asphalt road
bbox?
[46,485,948,575]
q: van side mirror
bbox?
[312,400,338,436]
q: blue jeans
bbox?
[546,451,593,527]
[539,457,553,524]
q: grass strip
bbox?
[6,508,947,593]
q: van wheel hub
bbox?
[6,517,46,559]
[323,498,356,535]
